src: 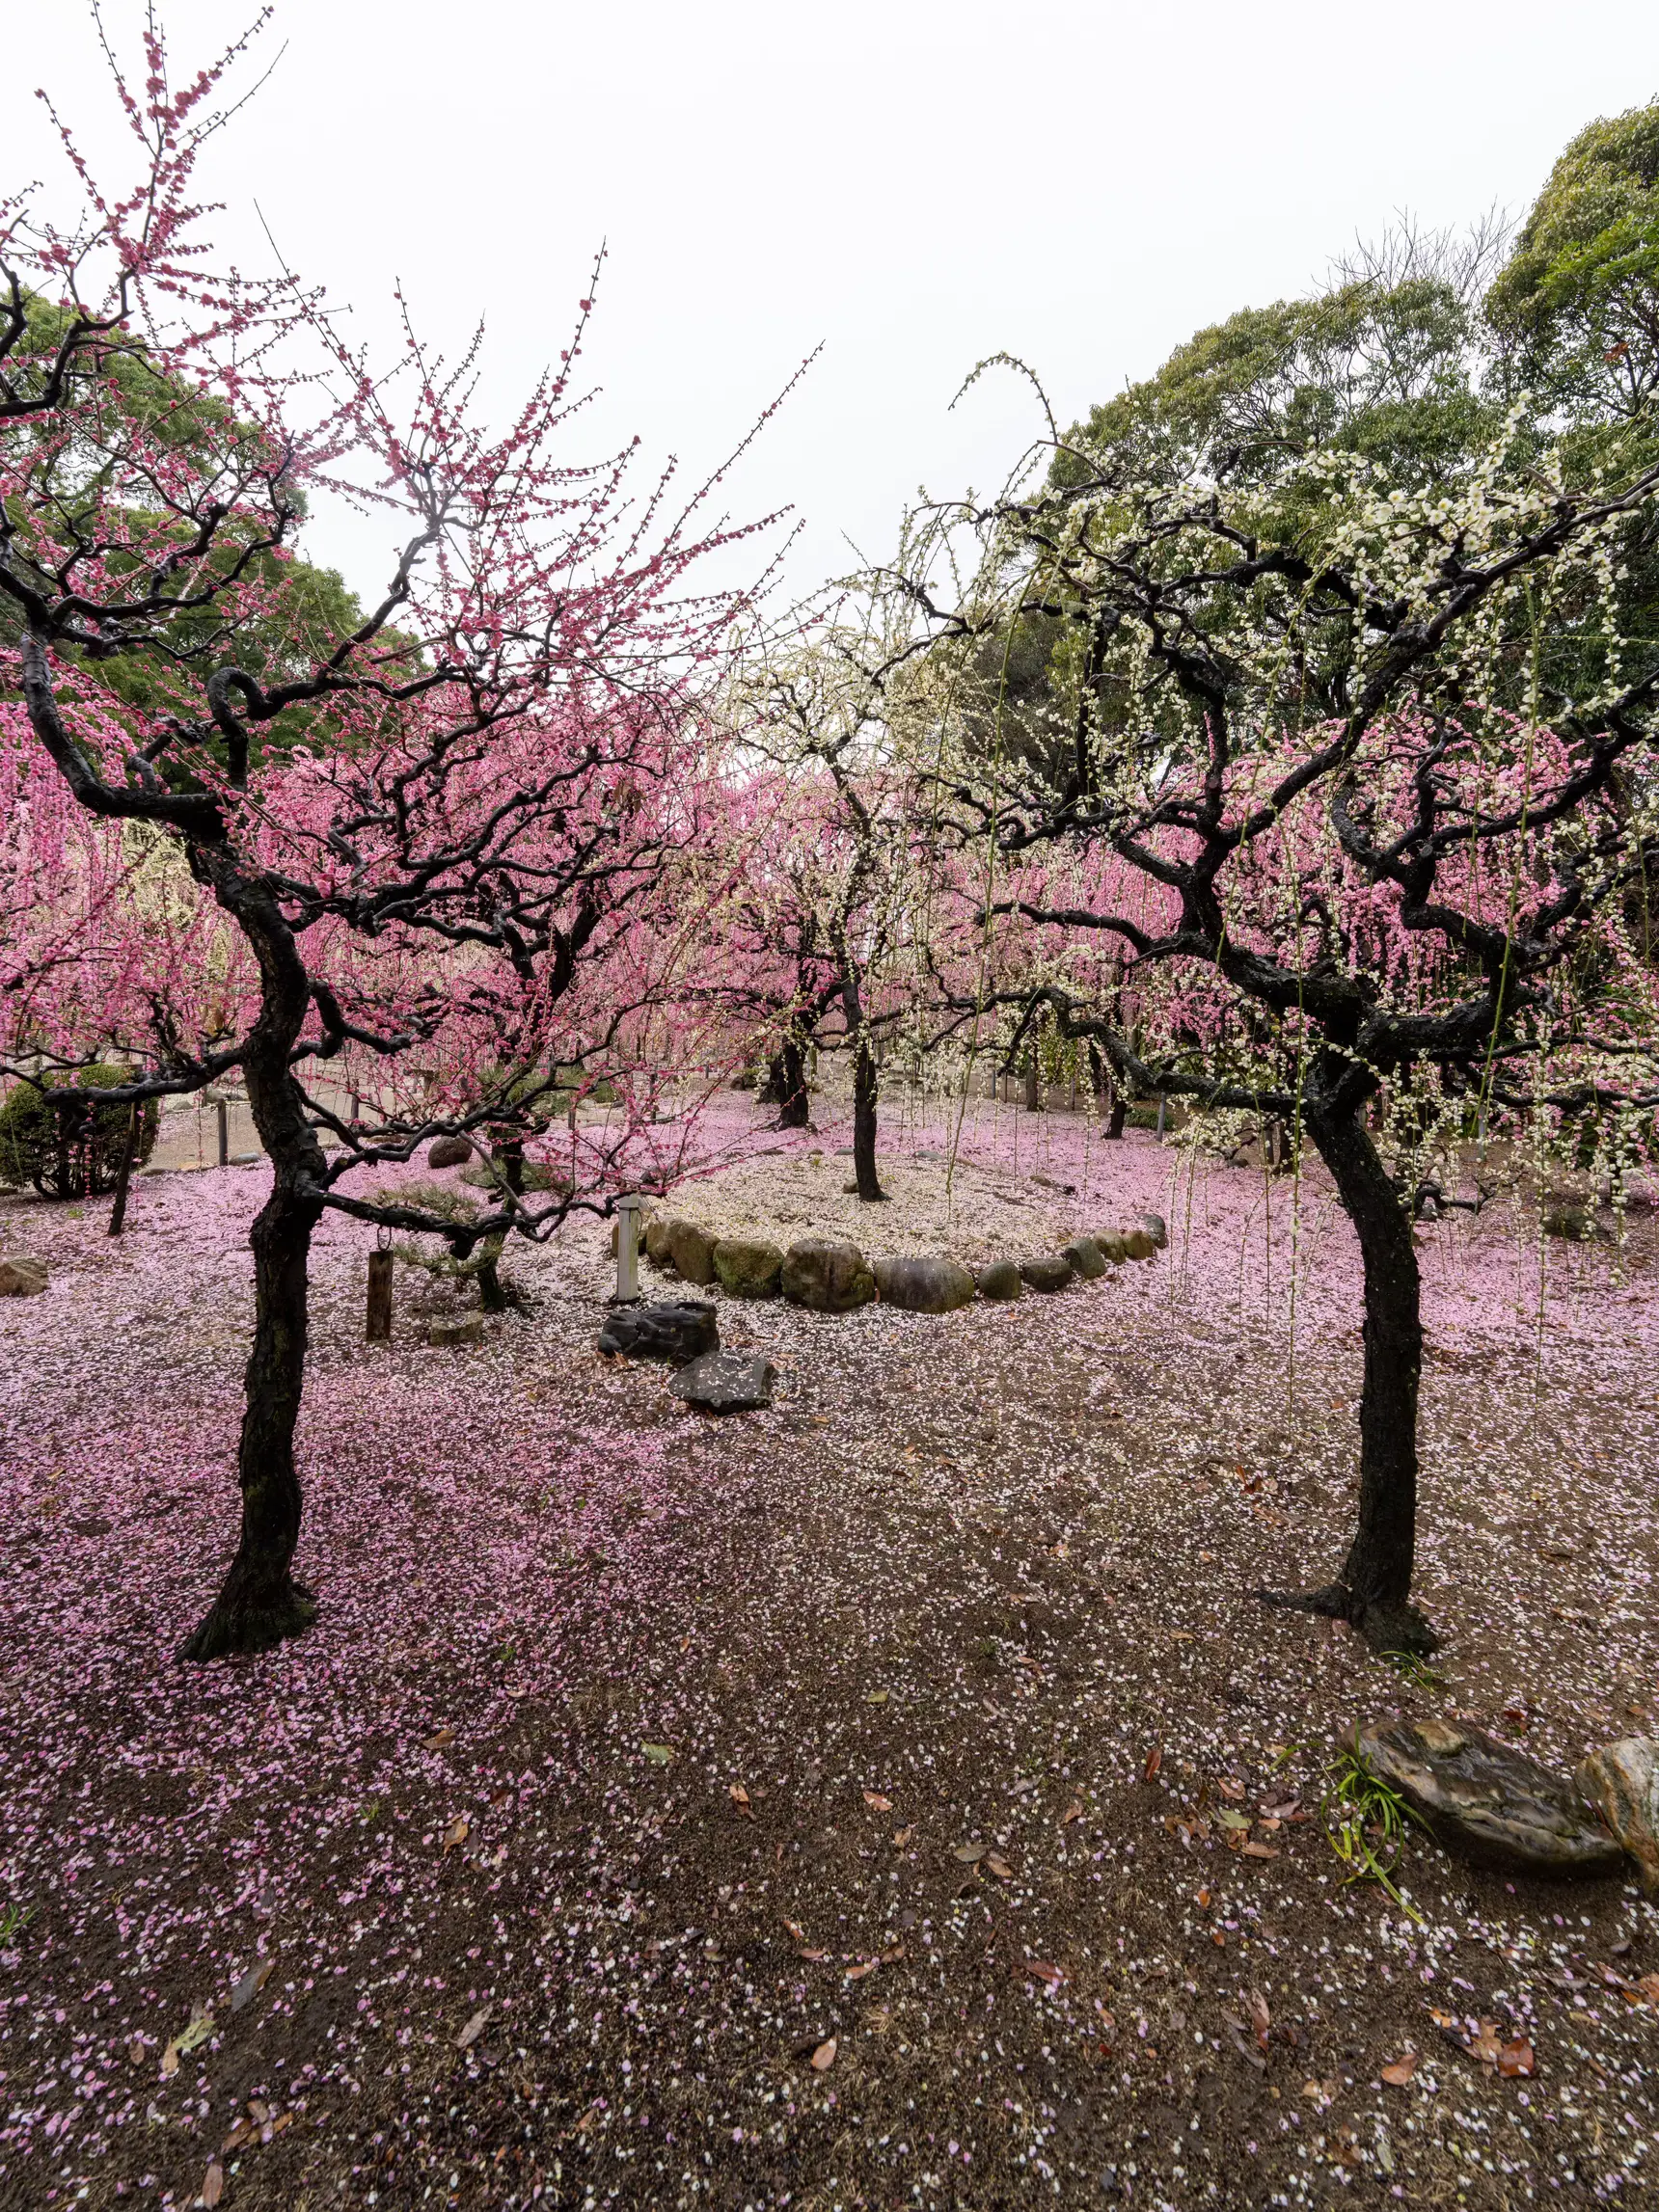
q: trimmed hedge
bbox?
[0,1067,159,1200]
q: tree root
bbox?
[179,1575,317,1662]
[1257,1582,1440,1657]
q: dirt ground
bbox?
[2,1110,1657,2211]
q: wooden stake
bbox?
[367,1248,394,1341]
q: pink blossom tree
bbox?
[0,13,776,1658]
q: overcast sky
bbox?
[8,1,1659,607]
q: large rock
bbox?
[1093,1230,1129,1264]
[1357,1717,1625,1879]
[427,1135,474,1169]
[712,1236,784,1299]
[664,1219,718,1286]
[644,1216,675,1264]
[874,1254,976,1313]
[0,1254,47,1297]
[1576,1739,1659,1894]
[1136,1212,1168,1251]
[1123,1227,1158,1261]
[781,1238,876,1312]
[1062,1236,1107,1281]
[1019,1254,1074,1294]
[975,1259,1024,1302]
[597,1299,719,1362]
[668,1350,777,1414]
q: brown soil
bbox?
[2,1158,1657,2212]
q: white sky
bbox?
[8,1,1659,608]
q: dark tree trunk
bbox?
[476,1243,512,1311]
[1023,1058,1042,1111]
[107,1102,140,1235]
[775,1033,810,1129]
[1263,1101,1435,1655]
[181,856,328,1661]
[180,1154,323,1659]
[852,1038,884,1201]
[1106,1093,1127,1140]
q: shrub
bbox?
[0,1067,159,1199]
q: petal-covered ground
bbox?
[2,1101,1657,2210]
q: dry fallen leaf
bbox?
[864,1689,888,1705]
[952,1842,985,1864]
[984,1852,1016,1881]
[1061,1799,1084,1826]
[423,1725,456,1751]
[810,2037,837,2070]
[892,1824,914,1848]
[202,2160,224,2208]
[862,1791,893,1812]
[161,2010,213,2075]
[1239,1840,1281,1859]
[846,1957,881,1981]
[230,1956,274,2012]
[1143,1745,1163,1781]
[729,1783,751,1815]
[1217,1778,1246,1801]
[1381,2051,1420,2087]
[443,1816,470,1852]
[456,2004,493,2051]
[1024,1959,1066,1988]
[1497,2037,1537,2079]
[1245,1989,1271,2046]
[639,1741,675,1766]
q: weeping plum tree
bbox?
[728,608,941,1201]
[0,13,775,1659]
[915,392,1659,1654]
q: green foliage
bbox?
[1055,275,1496,505]
[1320,1742,1428,1923]
[1487,97,1659,422]
[0,1067,158,1200]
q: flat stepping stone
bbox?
[598,1300,719,1362]
[1018,1254,1074,1294]
[427,1318,484,1347]
[668,1350,777,1414]
[1358,1717,1625,1879]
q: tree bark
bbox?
[181,858,327,1661]
[852,1038,884,1201]
[107,1102,141,1235]
[775,1032,811,1129]
[1263,1101,1436,1655]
